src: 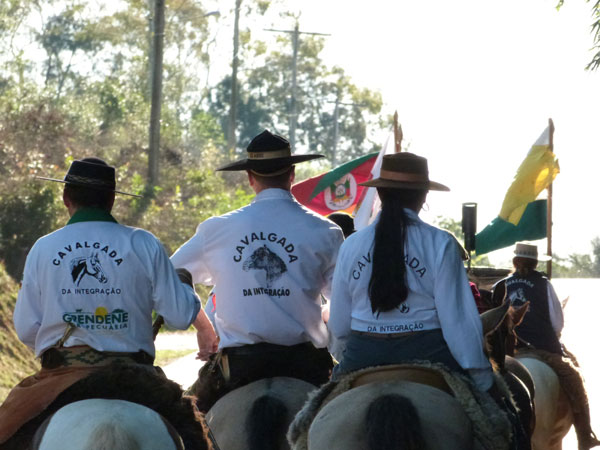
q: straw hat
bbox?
[216,130,323,174]
[513,242,551,261]
[359,153,449,191]
[37,158,140,197]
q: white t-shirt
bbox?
[171,188,344,349]
[327,209,493,390]
[14,214,201,357]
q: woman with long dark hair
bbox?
[327,152,493,392]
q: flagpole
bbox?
[393,111,403,153]
[547,118,554,278]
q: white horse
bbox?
[31,399,184,450]
[304,380,474,450]
[515,356,573,450]
[206,377,316,450]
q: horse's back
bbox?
[206,377,316,450]
[34,399,180,450]
[307,381,473,450]
[517,356,573,450]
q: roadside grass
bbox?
[155,348,196,367]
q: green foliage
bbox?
[552,237,600,278]
[0,186,61,280]
[208,30,383,163]
[557,0,600,70]
[434,216,492,267]
[0,262,38,402]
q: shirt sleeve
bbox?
[13,247,43,349]
[137,232,200,330]
[170,223,214,285]
[434,237,493,391]
[320,228,344,300]
[327,242,352,361]
[546,280,564,335]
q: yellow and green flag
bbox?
[475,125,560,255]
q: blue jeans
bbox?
[332,328,465,379]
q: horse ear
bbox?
[509,301,530,326]
[480,300,510,336]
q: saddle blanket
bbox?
[0,366,97,444]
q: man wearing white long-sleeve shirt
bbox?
[171,130,343,412]
[0,158,217,447]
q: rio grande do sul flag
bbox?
[291,152,379,216]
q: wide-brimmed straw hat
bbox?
[216,130,323,174]
[359,152,449,191]
[513,242,551,261]
[37,157,141,197]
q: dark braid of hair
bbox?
[368,187,426,315]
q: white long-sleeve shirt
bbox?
[546,282,564,335]
[171,188,344,349]
[327,209,493,390]
[14,212,201,357]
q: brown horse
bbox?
[206,377,316,450]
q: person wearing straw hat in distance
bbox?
[492,242,600,449]
[171,130,344,413]
[0,157,218,449]
[327,152,496,391]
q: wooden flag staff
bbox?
[547,118,554,279]
[393,111,403,153]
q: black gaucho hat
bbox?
[216,130,323,174]
[37,157,141,197]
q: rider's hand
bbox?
[192,310,219,360]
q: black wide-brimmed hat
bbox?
[216,130,323,174]
[359,152,449,191]
[37,157,141,197]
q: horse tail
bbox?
[366,394,425,450]
[245,394,288,450]
[86,420,141,450]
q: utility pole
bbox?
[228,0,242,153]
[328,96,365,166]
[265,24,330,151]
[147,0,165,194]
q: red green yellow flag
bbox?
[291,152,379,216]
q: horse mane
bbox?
[86,419,141,450]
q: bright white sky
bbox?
[225,0,600,265]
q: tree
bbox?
[434,216,492,267]
[209,25,383,163]
[557,0,600,70]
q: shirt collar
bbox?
[251,188,293,203]
[67,208,118,225]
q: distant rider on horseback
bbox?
[493,242,600,450]
[0,158,218,450]
[171,130,344,412]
